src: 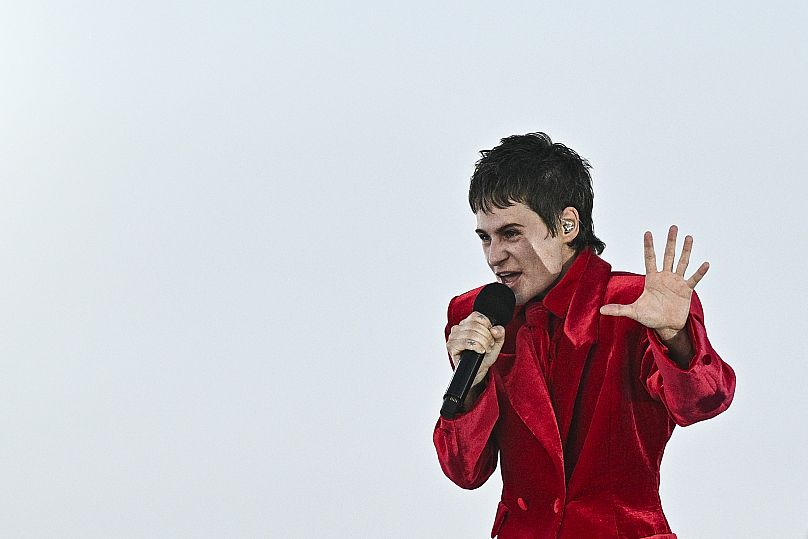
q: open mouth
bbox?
[497,271,522,285]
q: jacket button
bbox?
[517,497,528,511]
[553,498,562,513]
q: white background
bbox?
[2,1,806,537]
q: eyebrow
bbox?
[475,223,525,235]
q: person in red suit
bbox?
[433,133,736,538]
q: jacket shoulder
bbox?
[604,271,646,305]
[446,285,485,327]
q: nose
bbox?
[486,237,508,268]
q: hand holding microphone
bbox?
[446,313,506,395]
[440,283,515,419]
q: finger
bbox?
[662,225,678,272]
[455,320,489,339]
[451,327,495,351]
[643,231,657,273]
[466,339,487,355]
[460,311,492,329]
[472,311,492,328]
[458,323,497,345]
[599,303,638,321]
[675,235,693,276]
[454,326,505,355]
[448,337,487,357]
[449,336,489,356]
[686,261,710,288]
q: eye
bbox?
[503,229,520,239]
[477,233,491,243]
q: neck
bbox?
[558,246,579,277]
[533,248,580,302]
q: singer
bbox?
[433,133,735,538]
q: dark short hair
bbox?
[469,132,606,254]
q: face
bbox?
[475,202,577,306]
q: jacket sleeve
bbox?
[432,296,500,489]
[641,291,736,427]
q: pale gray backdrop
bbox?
[2,1,806,537]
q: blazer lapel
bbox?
[549,254,611,448]
[495,252,613,479]
[497,326,564,472]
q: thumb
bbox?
[600,303,635,319]
[491,325,506,341]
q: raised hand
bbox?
[599,225,709,341]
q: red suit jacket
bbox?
[433,248,735,538]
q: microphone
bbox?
[440,283,516,419]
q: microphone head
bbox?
[472,282,517,327]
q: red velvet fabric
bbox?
[433,249,735,538]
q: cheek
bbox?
[524,241,560,271]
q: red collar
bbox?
[521,247,594,323]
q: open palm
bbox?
[600,225,709,340]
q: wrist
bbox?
[655,326,684,342]
[654,323,695,369]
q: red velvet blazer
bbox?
[433,249,735,539]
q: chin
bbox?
[512,290,530,306]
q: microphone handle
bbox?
[440,349,485,419]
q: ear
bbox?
[560,207,580,243]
